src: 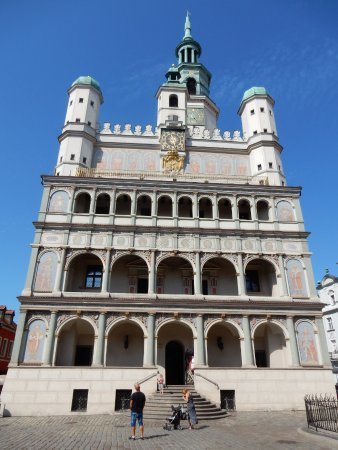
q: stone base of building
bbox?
[1,366,335,416]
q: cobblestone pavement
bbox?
[0,411,337,450]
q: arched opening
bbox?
[106,321,144,367]
[256,200,269,221]
[207,322,242,367]
[178,196,193,218]
[110,255,149,294]
[55,319,95,366]
[157,195,173,217]
[74,192,91,213]
[218,198,232,219]
[253,322,287,368]
[187,77,196,95]
[238,199,251,220]
[66,254,103,292]
[95,193,110,214]
[157,322,194,385]
[245,259,279,297]
[136,195,151,216]
[157,257,194,294]
[115,194,131,215]
[199,197,212,219]
[202,258,238,295]
[169,94,178,107]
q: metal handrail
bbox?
[194,372,219,390]
[136,371,159,385]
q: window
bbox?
[187,77,196,95]
[169,94,178,107]
[137,278,148,294]
[253,130,258,135]
[257,164,262,171]
[250,109,255,115]
[246,270,260,292]
[1,338,8,357]
[202,279,208,295]
[263,128,267,133]
[268,162,273,169]
[269,110,272,116]
[85,265,102,288]
[87,121,91,126]
[115,389,132,411]
[71,389,88,411]
[70,154,75,160]
[59,156,63,163]
[83,157,87,164]
[56,172,60,176]
[220,390,236,411]
[327,317,334,330]
[79,98,84,103]
[75,118,80,122]
[260,107,265,112]
[90,100,94,107]
[7,341,13,358]
[69,100,73,106]
[278,165,281,171]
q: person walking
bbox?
[129,383,146,441]
[182,388,198,429]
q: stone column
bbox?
[22,247,39,295]
[9,310,27,365]
[109,189,116,225]
[196,314,206,365]
[286,316,300,366]
[93,313,106,366]
[184,47,188,62]
[194,252,201,295]
[151,191,157,226]
[145,313,155,366]
[315,317,331,366]
[54,248,66,293]
[233,197,239,229]
[193,192,198,220]
[242,316,254,366]
[67,189,76,223]
[278,254,289,296]
[38,186,51,221]
[42,311,58,366]
[237,254,246,296]
[101,249,111,293]
[131,190,137,225]
[148,251,156,294]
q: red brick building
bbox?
[0,306,16,375]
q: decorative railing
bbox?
[304,394,338,433]
[194,372,219,390]
[99,122,248,142]
[136,371,159,386]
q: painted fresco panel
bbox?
[286,259,307,297]
[93,149,159,171]
[34,252,57,292]
[23,319,46,363]
[49,191,69,213]
[186,153,251,176]
[296,321,319,365]
[276,201,294,222]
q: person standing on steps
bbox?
[157,373,164,395]
[182,388,198,429]
[129,383,146,441]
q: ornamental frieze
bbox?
[26,311,51,326]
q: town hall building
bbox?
[2,14,334,415]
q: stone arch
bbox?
[110,251,150,271]
[37,248,61,263]
[201,254,238,272]
[48,190,70,213]
[201,256,238,295]
[157,194,173,217]
[244,257,280,296]
[110,253,149,294]
[178,195,193,218]
[95,192,111,214]
[205,318,244,339]
[198,196,213,219]
[136,194,152,216]
[206,319,243,367]
[275,200,295,222]
[74,190,92,213]
[156,253,195,272]
[65,252,104,292]
[218,197,232,219]
[105,316,148,338]
[238,198,252,220]
[244,255,280,275]
[115,193,132,215]
[252,320,289,368]
[155,318,197,338]
[55,315,98,337]
[65,250,106,271]
[256,199,270,221]
[25,315,49,330]
[251,319,288,340]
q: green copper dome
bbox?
[242,87,269,102]
[71,75,102,94]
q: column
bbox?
[109,189,116,225]
[232,196,239,229]
[251,199,257,229]
[173,191,178,227]
[213,195,219,228]
[237,254,246,296]
[93,312,106,366]
[151,191,157,227]
[101,249,111,293]
[194,252,201,295]
[131,190,137,225]
[9,310,27,365]
[286,316,300,366]
[242,315,254,366]
[42,311,58,366]
[67,189,76,223]
[193,192,198,220]
[148,251,156,294]
[22,247,39,295]
[54,248,66,293]
[145,313,155,366]
[89,189,96,224]
[315,317,331,366]
[38,186,51,221]
[278,254,289,296]
[196,314,206,366]
[184,47,188,62]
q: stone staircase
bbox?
[143,385,228,421]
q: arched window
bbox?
[187,78,196,95]
[74,193,91,213]
[199,197,212,218]
[115,194,131,215]
[157,195,173,217]
[218,199,232,219]
[95,193,110,214]
[136,195,151,216]
[256,200,269,221]
[169,94,178,108]
[178,196,193,218]
[238,199,251,220]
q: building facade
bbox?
[0,306,16,395]
[317,270,338,380]
[2,15,334,415]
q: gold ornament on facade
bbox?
[162,148,185,174]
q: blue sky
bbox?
[1,0,338,315]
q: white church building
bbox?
[2,14,334,416]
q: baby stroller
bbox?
[163,404,184,430]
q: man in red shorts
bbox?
[129,383,146,440]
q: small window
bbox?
[71,389,88,412]
[69,100,73,106]
[59,156,63,163]
[87,121,91,126]
[79,98,84,103]
[269,110,272,116]
[268,162,273,169]
[327,317,334,330]
[253,130,258,135]
[257,164,262,171]
[90,100,94,107]
[75,118,80,123]
[260,107,265,112]
[7,341,13,358]
[115,389,132,411]
[202,279,208,295]
[85,265,102,289]
[83,157,87,164]
[282,181,285,186]
[263,128,267,133]
[220,390,236,411]
[250,109,255,115]
[56,172,60,176]
[70,154,75,161]
[1,338,8,357]
[169,94,178,107]
[278,165,281,171]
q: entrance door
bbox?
[165,341,184,385]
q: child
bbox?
[157,373,164,395]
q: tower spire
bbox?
[184,11,192,40]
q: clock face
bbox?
[161,130,185,151]
[187,108,205,125]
